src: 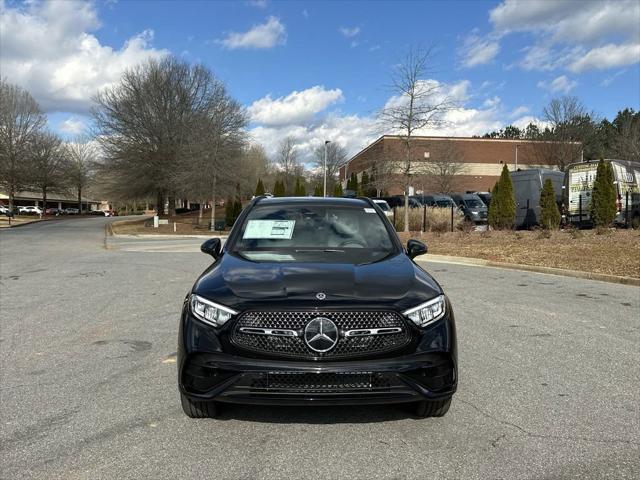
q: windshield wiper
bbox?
[294,249,345,253]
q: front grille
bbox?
[230,310,411,360]
[250,371,391,392]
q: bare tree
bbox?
[541,96,591,170]
[0,80,46,210]
[313,142,347,193]
[277,136,297,194]
[64,136,97,212]
[92,56,243,215]
[423,140,467,193]
[28,131,66,214]
[378,46,453,231]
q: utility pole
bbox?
[323,140,331,197]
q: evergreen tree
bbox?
[361,171,370,196]
[539,178,560,229]
[488,165,516,229]
[254,178,265,196]
[590,159,617,226]
[333,182,343,197]
[293,177,306,196]
[224,197,234,226]
[273,180,285,197]
[313,184,323,196]
[348,172,358,192]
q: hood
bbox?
[193,252,442,312]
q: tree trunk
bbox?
[42,186,47,217]
[404,186,410,232]
[210,175,217,232]
[9,188,15,212]
[156,191,164,216]
[78,186,82,213]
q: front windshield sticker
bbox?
[243,220,295,239]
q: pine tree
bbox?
[313,184,323,196]
[590,159,616,226]
[254,178,265,196]
[539,178,560,229]
[273,180,285,197]
[333,182,343,197]
[361,171,370,196]
[224,197,234,226]
[293,177,306,196]
[348,172,358,193]
[488,165,516,229]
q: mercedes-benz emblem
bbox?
[316,292,326,300]
[304,317,338,353]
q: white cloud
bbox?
[537,75,578,94]
[302,9,309,19]
[569,43,640,73]
[600,69,627,87]
[488,0,640,73]
[218,16,286,49]
[59,116,86,135]
[482,96,501,109]
[339,26,360,38]
[248,86,344,127]
[248,79,530,164]
[459,33,500,67]
[509,106,529,118]
[0,1,168,113]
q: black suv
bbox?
[178,197,457,418]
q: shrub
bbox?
[333,182,343,197]
[590,159,616,226]
[539,178,561,229]
[488,165,516,229]
[254,178,265,196]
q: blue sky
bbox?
[2,0,639,160]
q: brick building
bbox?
[339,135,582,195]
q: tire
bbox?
[180,393,219,418]
[413,397,452,418]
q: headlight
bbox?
[471,211,479,215]
[403,295,446,327]
[190,294,237,327]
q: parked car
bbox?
[0,205,13,217]
[419,194,456,208]
[372,199,393,217]
[178,196,457,419]
[510,169,564,229]
[18,206,43,215]
[89,210,109,216]
[45,207,63,216]
[63,208,80,215]
[449,193,488,224]
[380,196,422,208]
[466,191,492,207]
[564,159,640,227]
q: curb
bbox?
[415,254,640,287]
[111,233,227,239]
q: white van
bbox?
[565,159,640,227]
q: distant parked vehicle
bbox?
[18,206,43,215]
[45,207,63,216]
[466,191,492,207]
[564,159,640,227]
[380,196,422,208]
[63,208,80,215]
[0,205,13,217]
[449,193,488,224]
[372,199,393,217]
[510,169,565,229]
[419,194,457,208]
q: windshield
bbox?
[464,198,485,208]
[374,201,390,211]
[435,199,453,207]
[231,204,397,264]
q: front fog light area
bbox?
[190,294,237,327]
[403,295,446,327]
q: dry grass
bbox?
[110,216,228,236]
[398,229,640,279]
[392,207,464,232]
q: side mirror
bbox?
[407,239,427,259]
[200,238,221,259]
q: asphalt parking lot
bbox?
[1,217,638,480]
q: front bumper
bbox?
[178,303,457,406]
[179,351,456,405]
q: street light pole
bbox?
[323,140,331,197]
[515,144,521,170]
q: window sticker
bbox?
[243,220,295,239]
[364,208,376,213]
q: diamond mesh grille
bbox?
[230,310,411,359]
